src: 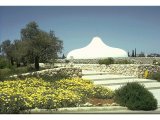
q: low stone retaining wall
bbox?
[56,57,160,64]
[105,64,160,78]
[11,67,82,79]
[73,64,106,71]
[73,64,160,78]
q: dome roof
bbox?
[67,36,128,59]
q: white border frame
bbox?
[0,0,160,6]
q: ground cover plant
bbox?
[0,77,114,113]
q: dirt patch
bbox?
[87,98,115,106]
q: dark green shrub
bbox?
[148,72,160,82]
[0,57,10,69]
[153,60,160,65]
[65,59,70,63]
[98,58,114,65]
[26,65,36,72]
[114,82,157,111]
[11,67,28,75]
[40,72,70,82]
[0,68,12,81]
[0,66,37,81]
[115,59,133,64]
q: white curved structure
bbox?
[67,37,128,59]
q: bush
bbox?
[0,57,11,69]
[0,67,33,81]
[93,86,114,99]
[114,82,157,111]
[153,60,160,66]
[0,68,12,81]
[98,58,133,65]
[98,58,114,65]
[65,60,70,63]
[148,72,160,82]
[11,67,29,75]
[40,71,70,82]
[26,65,36,72]
[115,59,133,64]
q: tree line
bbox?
[0,21,63,71]
[128,48,145,57]
[128,48,160,57]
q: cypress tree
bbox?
[132,50,134,57]
[62,54,66,59]
[128,51,130,57]
[135,48,136,57]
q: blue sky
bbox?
[0,6,160,56]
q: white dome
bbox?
[67,37,128,59]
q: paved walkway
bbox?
[82,70,160,106]
[22,106,160,114]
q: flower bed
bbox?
[0,77,113,113]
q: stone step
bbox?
[82,75,137,81]
[93,78,156,85]
[102,82,160,90]
[82,70,111,76]
[82,72,111,76]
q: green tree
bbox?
[39,30,63,63]
[131,50,134,57]
[128,51,130,57]
[135,48,136,57]
[0,40,14,65]
[21,21,63,70]
[11,39,28,67]
[0,40,11,55]
[62,54,66,59]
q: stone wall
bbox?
[73,64,160,78]
[10,67,82,79]
[73,64,106,71]
[56,57,160,64]
[105,64,160,78]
